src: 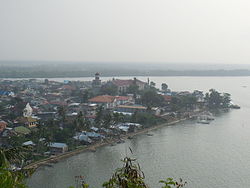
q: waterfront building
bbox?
[115,105,147,114]
[111,77,147,94]
[0,120,7,133]
[49,142,68,155]
[92,72,102,94]
[88,95,117,109]
[23,103,33,117]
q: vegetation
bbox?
[205,89,231,109]
[0,147,34,188]
[100,84,118,96]
[0,145,186,188]
[71,154,186,188]
[140,89,165,109]
[131,112,164,127]
[170,95,197,112]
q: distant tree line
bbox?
[1,65,250,78]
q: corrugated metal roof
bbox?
[49,142,67,148]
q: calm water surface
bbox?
[28,77,250,188]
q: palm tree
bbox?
[58,106,66,121]
[0,147,35,188]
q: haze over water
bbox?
[28,76,250,188]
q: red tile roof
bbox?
[112,79,133,86]
[89,95,116,103]
[0,121,7,132]
[61,85,76,90]
[117,105,147,110]
[112,79,146,87]
[162,95,172,102]
[115,96,130,101]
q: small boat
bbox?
[41,163,53,168]
[146,133,153,136]
[197,119,210,124]
[110,142,116,146]
[50,159,58,164]
[197,115,210,124]
[89,148,96,152]
[117,139,125,144]
[206,116,215,120]
[230,104,241,109]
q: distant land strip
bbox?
[1,68,250,78]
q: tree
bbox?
[58,106,66,121]
[205,89,231,109]
[141,89,164,109]
[222,93,231,108]
[103,113,113,129]
[95,106,104,127]
[102,157,148,188]
[102,156,186,188]
[0,147,34,188]
[100,84,118,96]
[82,90,93,103]
[161,83,168,91]
[127,84,139,95]
[150,81,156,88]
[113,112,124,124]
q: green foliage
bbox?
[131,112,163,127]
[170,95,197,112]
[159,178,187,188]
[102,156,186,188]
[103,113,113,129]
[58,106,66,121]
[141,89,164,109]
[205,89,231,109]
[149,81,156,88]
[0,147,35,188]
[161,83,168,91]
[103,157,148,188]
[82,90,94,103]
[100,84,118,96]
[95,105,104,127]
[113,112,125,124]
[127,84,139,95]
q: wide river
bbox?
[27,76,250,188]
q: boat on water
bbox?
[197,114,212,124]
[117,139,125,144]
[197,119,210,124]
[230,104,241,109]
[110,143,116,146]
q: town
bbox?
[0,73,233,167]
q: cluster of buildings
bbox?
[0,73,206,155]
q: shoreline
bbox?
[24,118,187,170]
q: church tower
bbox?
[92,72,101,88]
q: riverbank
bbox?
[24,118,187,170]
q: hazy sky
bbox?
[1,0,250,64]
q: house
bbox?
[92,72,102,94]
[0,120,7,133]
[14,116,38,128]
[22,141,35,146]
[115,105,147,114]
[111,78,147,94]
[88,95,116,109]
[162,95,172,103]
[14,126,31,135]
[115,96,134,105]
[49,142,68,154]
[92,72,101,88]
